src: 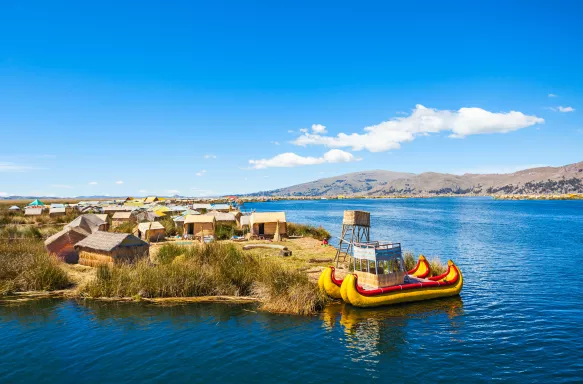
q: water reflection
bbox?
[321,298,464,364]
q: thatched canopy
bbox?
[66,214,107,234]
[8,205,21,211]
[207,211,237,222]
[112,212,132,220]
[45,227,89,263]
[184,214,215,224]
[136,221,165,232]
[75,232,148,253]
[250,212,286,224]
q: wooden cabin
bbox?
[134,221,166,242]
[75,232,149,267]
[249,212,286,238]
[183,214,216,239]
[352,242,406,288]
[44,227,89,263]
[111,212,135,228]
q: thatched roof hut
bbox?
[144,196,159,203]
[183,214,215,238]
[134,221,166,242]
[111,212,135,228]
[239,215,251,229]
[8,205,21,211]
[45,227,89,263]
[207,211,238,226]
[250,212,286,238]
[66,214,108,234]
[75,232,149,267]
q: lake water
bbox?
[2,198,583,382]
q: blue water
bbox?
[2,198,583,382]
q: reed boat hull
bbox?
[340,260,463,308]
[408,255,430,278]
[318,266,343,299]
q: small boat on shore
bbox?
[319,242,463,308]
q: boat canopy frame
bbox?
[352,241,406,276]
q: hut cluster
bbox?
[10,197,287,268]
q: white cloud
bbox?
[249,149,360,169]
[88,181,98,185]
[396,111,408,115]
[138,189,147,193]
[270,141,281,145]
[204,154,217,159]
[0,192,9,197]
[311,124,327,134]
[115,180,124,184]
[548,93,558,98]
[299,128,308,133]
[287,130,295,133]
[166,189,180,194]
[558,106,575,112]
[196,170,207,176]
[292,104,544,152]
[0,162,36,172]
[51,184,72,189]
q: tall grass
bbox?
[287,223,331,240]
[403,251,447,277]
[0,238,70,294]
[82,243,328,315]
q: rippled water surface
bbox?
[2,198,583,382]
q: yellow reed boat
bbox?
[320,242,463,308]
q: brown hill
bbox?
[251,161,583,197]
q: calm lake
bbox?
[1,198,582,382]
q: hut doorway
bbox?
[186,223,194,235]
[258,223,265,236]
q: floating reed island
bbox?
[0,199,449,315]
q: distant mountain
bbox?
[248,161,583,197]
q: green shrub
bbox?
[286,222,331,240]
[82,243,327,315]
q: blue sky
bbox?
[1,0,582,197]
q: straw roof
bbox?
[239,215,251,226]
[136,221,165,232]
[49,207,66,214]
[184,214,216,224]
[66,214,107,234]
[144,196,158,203]
[95,214,108,222]
[250,212,286,224]
[8,206,20,210]
[207,211,236,222]
[112,212,132,219]
[45,226,90,247]
[192,203,212,210]
[75,232,148,252]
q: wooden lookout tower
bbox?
[335,210,371,267]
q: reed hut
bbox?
[249,212,286,238]
[44,227,89,263]
[183,215,216,238]
[207,211,238,227]
[75,232,149,267]
[111,212,135,228]
[144,196,159,204]
[134,221,166,242]
[239,215,251,230]
[8,205,21,211]
[66,214,108,233]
